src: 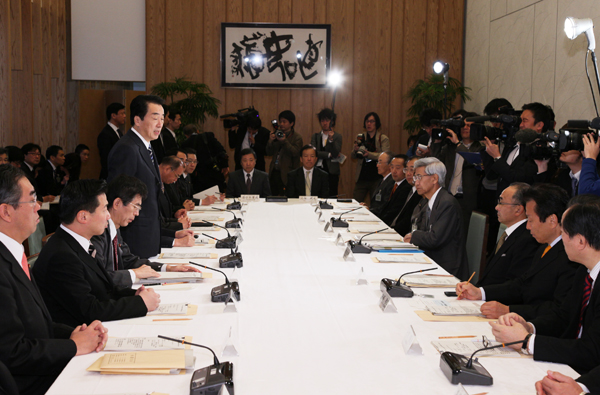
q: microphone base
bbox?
[319,201,334,210]
[227,202,242,210]
[191,222,213,227]
[219,252,243,268]
[225,218,243,229]
[331,218,349,228]
[337,198,352,203]
[211,282,241,303]
[190,361,234,395]
[349,241,372,254]
[266,196,288,202]
[380,278,414,297]
[440,352,493,386]
[216,237,237,249]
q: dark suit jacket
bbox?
[32,227,147,327]
[35,161,65,197]
[108,130,163,258]
[150,127,179,164]
[410,188,468,279]
[182,132,229,193]
[484,240,578,321]
[532,265,600,373]
[266,130,304,185]
[374,179,412,226]
[158,187,183,231]
[310,131,343,175]
[535,167,578,198]
[578,365,600,392]
[286,167,329,198]
[482,142,538,197]
[0,241,77,395]
[370,174,395,215]
[97,123,122,179]
[165,182,184,212]
[226,169,271,198]
[392,187,422,237]
[92,226,164,289]
[21,163,42,199]
[228,126,270,172]
[476,221,540,287]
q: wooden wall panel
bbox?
[146,0,166,94]
[50,0,58,78]
[32,0,42,75]
[52,0,66,146]
[389,0,406,154]
[165,0,204,83]
[10,0,22,70]
[78,89,108,180]
[11,0,33,146]
[439,0,465,110]
[0,0,11,146]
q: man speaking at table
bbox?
[286,144,329,198]
[0,165,108,395]
[33,179,161,327]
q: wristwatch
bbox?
[521,333,532,354]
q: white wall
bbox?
[464,0,600,127]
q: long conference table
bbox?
[47,199,578,395]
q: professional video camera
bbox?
[355,133,367,159]
[466,107,522,142]
[430,118,464,141]
[221,106,259,129]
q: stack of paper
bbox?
[421,299,483,316]
[400,274,460,287]
[364,241,417,249]
[146,303,198,316]
[139,272,211,284]
[158,251,218,259]
[431,339,521,358]
[87,349,195,375]
[372,254,432,264]
[348,226,397,234]
[104,336,191,351]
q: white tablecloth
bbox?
[47,200,577,395]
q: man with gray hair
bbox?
[404,157,468,279]
[368,151,395,215]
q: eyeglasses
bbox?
[129,203,142,212]
[365,119,376,124]
[403,167,415,173]
[481,335,491,348]
[497,198,519,206]
[13,194,38,206]
[412,174,434,182]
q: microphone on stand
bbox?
[331,207,361,228]
[380,267,438,297]
[227,197,242,210]
[158,335,234,395]
[319,194,345,210]
[202,221,237,249]
[188,261,240,302]
[348,227,388,253]
[219,246,243,268]
[212,207,243,229]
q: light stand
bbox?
[328,71,342,113]
[433,61,450,118]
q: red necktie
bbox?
[21,252,31,280]
[112,236,119,271]
[577,274,593,337]
[390,183,398,199]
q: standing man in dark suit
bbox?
[391,156,422,236]
[97,102,125,180]
[374,154,412,226]
[0,165,108,395]
[36,145,68,197]
[151,107,181,164]
[367,151,394,214]
[229,116,270,172]
[310,108,343,196]
[286,145,329,198]
[457,184,578,320]
[107,95,165,258]
[32,179,160,327]
[492,199,600,374]
[266,110,303,195]
[476,183,540,287]
[404,157,468,279]
[227,148,271,198]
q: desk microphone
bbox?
[319,194,345,209]
[219,246,243,268]
[348,227,388,253]
[202,221,237,249]
[227,198,242,210]
[189,261,240,302]
[331,207,361,228]
[158,335,234,395]
[440,339,524,385]
[380,267,437,297]
[212,207,243,229]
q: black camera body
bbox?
[558,127,597,152]
[222,106,259,129]
[355,133,367,159]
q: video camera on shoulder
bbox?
[430,118,464,141]
[221,106,259,129]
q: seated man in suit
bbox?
[164,148,195,212]
[404,157,468,279]
[92,174,198,289]
[373,154,412,226]
[491,198,600,374]
[227,148,271,198]
[36,145,68,197]
[367,151,394,215]
[32,179,161,327]
[476,182,540,287]
[286,145,329,198]
[0,165,107,395]
[158,156,191,231]
[391,156,422,236]
[457,183,578,320]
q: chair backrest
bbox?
[41,232,54,248]
[497,223,508,244]
[26,217,46,256]
[465,211,489,283]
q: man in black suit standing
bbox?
[492,199,600,374]
[0,165,108,395]
[457,184,578,320]
[476,183,540,287]
[227,148,271,198]
[372,154,412,226]
[107,95,165,258]
[36,145,68,197]
[97,102,125,180]
[33,179,161,327]
[151,107,181,164]
[229,116,270,172]
[404,157,468,279]
[391,156,422,236]
[286,145,329,198]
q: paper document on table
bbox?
[422,299,483,316]
[139,272,208,284]
[373,254,432,264]
[189,227,218,232]
[348,227,397,234]
[158,251,217,259]
[332,210,368,215]
[431,339,521,357]
[147,303,191,315]
[88,349,194,374]
[401,274,460,287]
[187,214,223,222]
[193,185,220,201]
[104,336,191,351]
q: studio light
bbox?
[328,70,343,88]
[252,54,262,65]
[433,61,449,74]
[565,17,596,50]
[296,50,302,59]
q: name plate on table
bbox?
[240,194,260,201]
[379,290,398,313]
[223,291,238,313]
[324,221,332,232]
[314,205,321,213]
[343,244,356,261]
[334,233,345,246]
[300,195,319,202]
[402,325,423,354]
[317,211,325,223]
[234,231,244,246]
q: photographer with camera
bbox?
[411,108,443,158]
[228,112,269,172]
[352,112,391,203]
[181,124,229,193]
[266,110,304,196]
[310,108,343,197]
[579,132,600,196]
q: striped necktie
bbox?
[578,274,593,337]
